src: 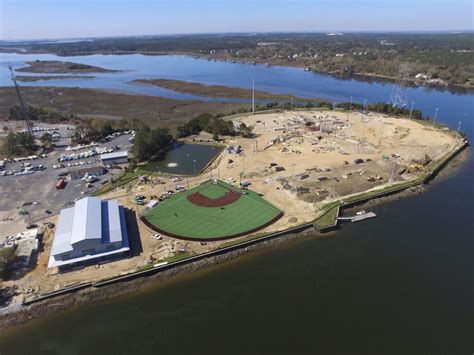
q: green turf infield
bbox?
[141,179,283,240]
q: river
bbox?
[0,53,472,354]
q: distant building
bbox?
[48,197,130,269]
[69,165,105,180]
[100,151,128,165]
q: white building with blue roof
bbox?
[48,197,130,269]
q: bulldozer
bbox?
[409,163,428,173]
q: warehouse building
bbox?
[100,150,128,165]
[48,197,130,269]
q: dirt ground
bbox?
[209,110,458,226]
[3,109,460,301]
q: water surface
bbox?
[1,53,473,127]
[0,53,472,355]
[142,143,222,175]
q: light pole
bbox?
[193,159,197,177]
[432,108,439,127]
[457,121,462,139]
[409,101,415,119]
[252,78,255,114]
[350,95,353,111]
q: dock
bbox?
[337,211,376,223]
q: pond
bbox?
[142,143,222,175]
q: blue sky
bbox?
[1,0,472,40]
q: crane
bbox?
[8,64,33,134]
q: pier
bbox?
[337,211,376,223]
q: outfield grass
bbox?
[142,180,282,240]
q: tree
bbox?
[0,132,36,157]
[40,132,53,149]
[132,126,173,162]
[238,122,253,137]
[176,113,235,138]
[0,248,15,280]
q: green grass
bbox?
[142,180,282,240]
[92,171,142,196]
[314,206,339,229]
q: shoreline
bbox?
[2,49,472,92]
[16,60,118,74]
[16,75,95,82]
[131,79,314,102]
[0,141,468,332]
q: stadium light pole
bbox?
[252,78,255,114]
[409,101,415,119]
[432,108,439,127]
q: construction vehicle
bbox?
[409,163,428,173]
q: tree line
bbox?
[9,105,79,124]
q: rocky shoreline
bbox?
[0,142,468,332]
[0,227,316,331]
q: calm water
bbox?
[0,53,472,354]
[0,53,473,123]
[143,143,222,175]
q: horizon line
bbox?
[1,30,473,43]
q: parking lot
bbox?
[0,123,133,236]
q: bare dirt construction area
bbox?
[15,60,118,73]
[206,110,459,229]
[1,109,461,303]
[0,87,252,129]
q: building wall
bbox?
[55,240,123,262]
[101,157,128,165]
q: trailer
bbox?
[55,178,66,190]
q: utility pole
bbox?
[388,64,409,108]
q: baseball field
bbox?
[141,179,283,240]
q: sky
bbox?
[0,0,473,40]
